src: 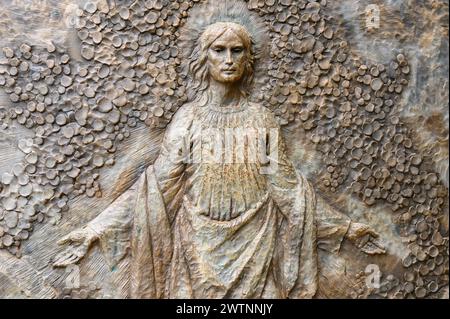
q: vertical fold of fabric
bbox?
[130,165,173,298]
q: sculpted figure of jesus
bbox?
[53,20,385,299]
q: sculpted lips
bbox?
[222,68,236,74]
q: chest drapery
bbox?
[135,101,319,298]
[86,102,351,299]
[183,102,276,221]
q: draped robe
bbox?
[87,101,351,299]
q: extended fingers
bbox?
[57,234,73,246]
[367,229,380,238]
[64,254,81,265]
[53,251,75,267]
[361,239,386,255]
[371,239,386,253]
[356,234,370,248]
[362,246,385,255]
[54,252,82,267]
[58,230,85,245]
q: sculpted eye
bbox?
[213,46,224,52]
[232,47,244,53]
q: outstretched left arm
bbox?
[315,197,385,255]
[264,111,385,256]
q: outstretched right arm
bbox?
[53,182,137,267]
[53,104,195,267]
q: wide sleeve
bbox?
[264,111,319,298]
[86,180,138,267]
[315,196,351,254]
[262,109,351,254]
[152,104,194,223]
[85,104,195,268]
[263,111,303,215]
[264,109,351,298]
[128,105,195,298]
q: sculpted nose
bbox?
[225,49,233,65]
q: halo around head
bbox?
[179,0,268,66]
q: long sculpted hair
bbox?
[179,0,268,103]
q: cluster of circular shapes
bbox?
[281,13,446,302]
[0,0,193,257]
[0,41,78,256]
[246,0,448,299]
[0,0,447,298]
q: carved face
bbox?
[207,29,247,84]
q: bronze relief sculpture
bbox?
[0,0,447,299]
[53,11,385,298]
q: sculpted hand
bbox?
[346,222,386,255]
[53,226,99,267]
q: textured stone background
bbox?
[0,0,448,298]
